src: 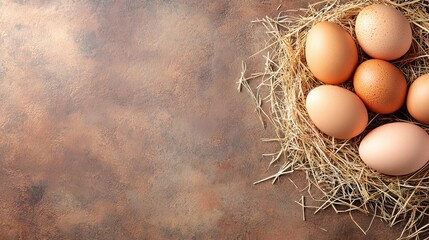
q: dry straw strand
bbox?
[240,0,429,239]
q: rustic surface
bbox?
[0,0,403,239]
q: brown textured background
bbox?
[0,0,403,239]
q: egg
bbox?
[353,59,407,114]
[306,85,368,139]
[407,73,429,124]
[359,122,429,176]
[355,4,412,60]
[305,21,358,84]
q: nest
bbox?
[238,0,429,239]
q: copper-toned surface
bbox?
[0,1,402,239]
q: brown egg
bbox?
[355,4,412,60]
[407,73,429,124]
[306,85,368,139]
[305,21,358,84]
[353,59,407,114]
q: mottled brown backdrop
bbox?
[0,0,402,239]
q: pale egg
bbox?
[359,122,429,176]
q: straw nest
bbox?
[238,0,429,239]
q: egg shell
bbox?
[353,59,407,114]
[359,122,429,176]
[305,21,358,84]
[306,85,368,139]
[407,73,429,124]
[355,4,412,60]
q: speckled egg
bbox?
[305,21,358,84]
[306,85,368,139]
[355,4,412,60]
[353,59,407,114]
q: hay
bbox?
[238,0,429,239]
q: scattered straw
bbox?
[239,0,429,239]
[302,196,306,221]
[288,177,299,189]
[294,195,307,221]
